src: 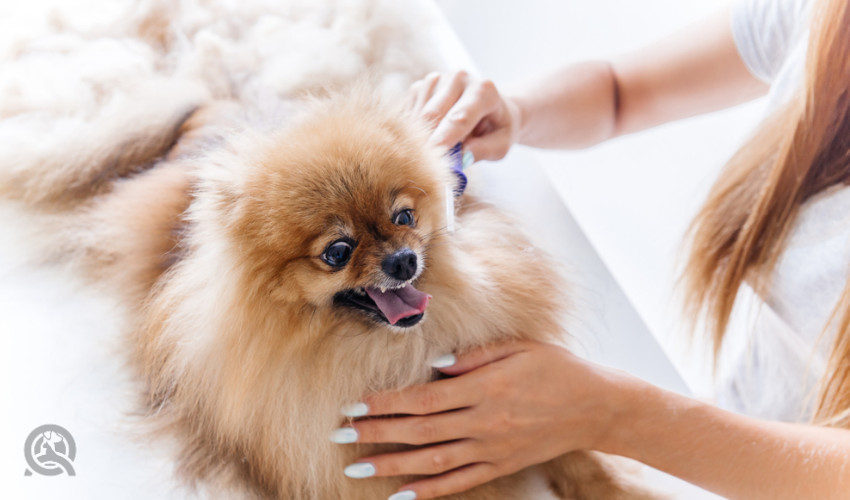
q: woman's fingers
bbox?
[350,409,474,445]
[429,79,500,149]
[420,70,469,127]
[406,71,518,160]
[362,374,483,417]
[437,341,531,377]
[462,126,513,165]
[354,342,534,417]
[336,342,608,498]
[356,439,480,477]
[395,462,502,500]
[407,72,441,113]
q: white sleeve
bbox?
[730,0,811,83]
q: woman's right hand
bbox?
[407,71,522,162]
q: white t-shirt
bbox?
[716,0,850,422]
[731,0,810,107]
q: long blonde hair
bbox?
[682,0,850,426]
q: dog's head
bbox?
[206,91,453,329]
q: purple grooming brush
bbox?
[447,142,468,197]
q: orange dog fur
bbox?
[7,87,660,499]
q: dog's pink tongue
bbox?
[365,284,431,325]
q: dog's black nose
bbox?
[382,249,418,281]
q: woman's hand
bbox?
[335,340,634,499]
[407,70,522,162]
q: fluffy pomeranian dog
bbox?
[3,84,660,499]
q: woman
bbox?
[334,0,850,498]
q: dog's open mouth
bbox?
[334,284,431,327]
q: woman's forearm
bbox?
[603,380,850,499]
[507,6,768,150]
[508,61,618,149]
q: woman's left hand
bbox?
[334,340,634,499]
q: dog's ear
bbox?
[191,122,273,220]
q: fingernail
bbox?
[329,427,358,444]
[389,491,417,500]
[341,402,369,417]
[344,462,376,479]
[462,150,474,169]
[430,353,456,368]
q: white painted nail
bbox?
[341,402,369,417]
[344,462,376,479]
[430,353,456,368]
[329,428,358,444]
[389,491,417,500]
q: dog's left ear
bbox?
[191,123,275,221]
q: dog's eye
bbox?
[322,240,353,268]
[393,209,415,227]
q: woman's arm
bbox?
[338,341,850,499]
[612,380,850,500]
[410,6,768,159]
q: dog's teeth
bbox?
[380,286,387,293]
